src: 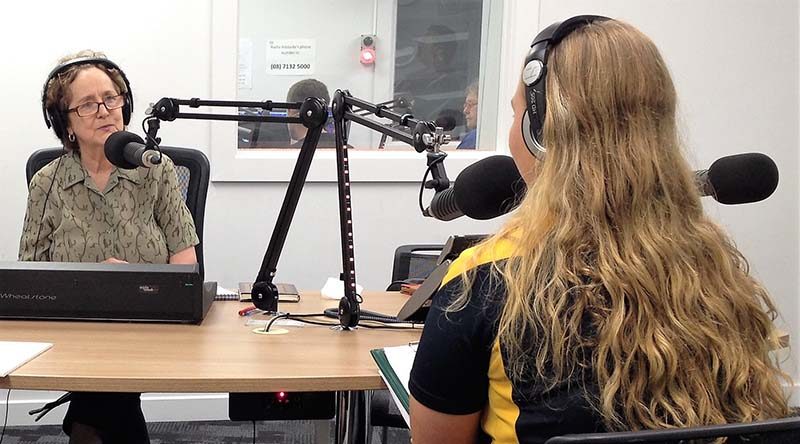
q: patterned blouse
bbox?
[19,150,199,264]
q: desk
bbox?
[0,291,421,443]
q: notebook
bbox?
[238,282,301,303]
[370,343,417,426]
[0,341,53,377]
[215,285,240,301]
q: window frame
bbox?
[209,0,537,182]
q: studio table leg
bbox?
[335,391,368,444]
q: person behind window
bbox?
[286,78,335,148]
[457,81,478,149]
[408,18,790,444]
[396,24,468,127]
[20,50,199,444]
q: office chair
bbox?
[544,415,800,444]
[386,244,444,291]
[25,147,210,275]
[366,244,445,443]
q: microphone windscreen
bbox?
[104,131,144,169]
[708,153,779,204]
[454,155,526,220]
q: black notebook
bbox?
[238,282,301,303]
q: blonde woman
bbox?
[409,17,790,444]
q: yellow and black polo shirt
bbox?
[409,239,604,443]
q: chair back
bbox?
[387,244,444,291]
[25,147,210,275]
[544,416,800,444]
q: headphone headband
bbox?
[521,15,610,160]
[41,55,133,141]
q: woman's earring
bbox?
[68,133,76,142]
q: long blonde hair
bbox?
[457,19,790,431]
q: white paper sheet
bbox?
[0,341,53,377]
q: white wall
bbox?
[0,0,798,424]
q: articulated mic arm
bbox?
[330,89,451,328]
[146,97,327,315]
[145,92,449,329]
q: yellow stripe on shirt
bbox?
[482,338,521,443]
[441,237,518,287]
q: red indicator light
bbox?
[360,34,376,65]
[360,48,376,65]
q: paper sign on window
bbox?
[266,39,316,75]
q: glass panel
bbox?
[236,0,496,151]
[394,0,483,150]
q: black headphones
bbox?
[41,56,134,141]
[521,15,610,160]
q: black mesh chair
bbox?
[386,244,444,291]
[25,147,210,275]
[367,244,444,443]
[544,416,800,444]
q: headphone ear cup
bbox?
[521,110,545,160]
[47,107,66,141]
[122,100,132,125]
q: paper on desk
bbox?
[320,277,364,300]
[0,341,53,377]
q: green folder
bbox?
[370,345,416,424]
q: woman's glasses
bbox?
[67,94,125,117]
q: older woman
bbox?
[19,50,199,443]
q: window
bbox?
[393,0,483,150]
[211,0,526,182]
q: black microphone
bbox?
[425,155,525,221]
[104,131,162,170]
[425,153,779,221]
[694,152,778,204]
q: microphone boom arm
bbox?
[146,96,327,314]
[147,92,451,329]
[330,89,451,328]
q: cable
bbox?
[290,315,417,330]
[30,153,64,261]
[323,308,421,329]
[285,318,339,327]
[357,323,421,330]
[322,307,404,324]
[252,420,256,444]
[263,312,329,332]
[263,313,290,332]
[140,116,163,162]
[140,117,161,150]
[262,311,419,331]
[418,154,447,214]
[0,389,11,444]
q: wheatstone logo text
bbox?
[0,293,56,301]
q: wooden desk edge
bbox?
[0,375,387,393]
